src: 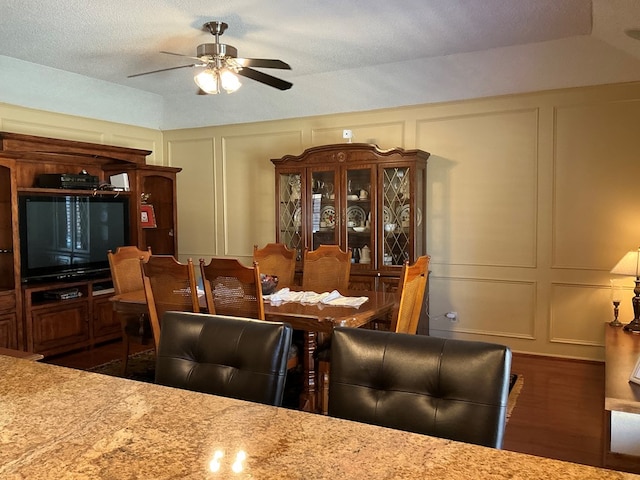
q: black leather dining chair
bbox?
[328,327,512,448]
[155,311,293,406]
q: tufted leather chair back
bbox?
[328,327,512,448]
[155,311,293,406]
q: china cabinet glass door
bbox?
[382,166,412,266]
[310,168,338,250]
[278,171,304,261]
[345,167,373,267]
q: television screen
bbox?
[19,194,130,282]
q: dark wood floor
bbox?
[45,342,606,470]
[503,354,604,468]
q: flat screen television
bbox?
[18,194,130,283]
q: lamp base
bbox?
[623,320,640,334]
[610,301,622,327]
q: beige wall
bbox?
[164,82,640,361]
[4,83,640,361]
[0,102,163,163]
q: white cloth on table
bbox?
[264,288,368,308]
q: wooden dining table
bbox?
[110,289,396,413]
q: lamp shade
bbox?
[610,248,640,277]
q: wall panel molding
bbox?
[221,131,303,257]
[552,99,640,272]
[418,108,539,268]
[549,282,610,347]
[429,275,536,340]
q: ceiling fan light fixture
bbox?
[194,67,241,94]
[194,69,220,94]
[219,68,242,93]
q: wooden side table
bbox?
[603,325,640,474]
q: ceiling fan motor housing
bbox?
[197,43,238,59]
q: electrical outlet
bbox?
[446,311,458,322]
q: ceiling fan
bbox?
[128,21,292,94]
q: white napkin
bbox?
[320,290,369,308]
[264,288,329,305]
[263,287,294,305]
[264,288,368,308]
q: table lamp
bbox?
[610,248,640,333]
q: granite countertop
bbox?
[1,355,638,479]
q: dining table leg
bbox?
[299,330,317,413]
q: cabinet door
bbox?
[0,165,15,291]
[141,174,176,255]
[379,276,400,293]
[0,313,17,349]
[348,275,377,291]
[345,166,375,268]
[92,296,120,340]
[276,170,306,262]
[381,164,415,267]
[30,302,90,354]
[0,290,17,348]
[309,168,339,250]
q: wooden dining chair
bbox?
[141,255,200,350]
[390,255,430,334]
[302,244,351,293]
[200,257,299,371]
[199,257,265,320]
[107,245,152,374]
[318,255,430,414]
[253,243,297,288]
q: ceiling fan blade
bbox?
[160,50,205,62]
[235,58,291,70]
[128,64,198,78]
[236,67,293,90]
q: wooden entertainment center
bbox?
[0,132,180,357]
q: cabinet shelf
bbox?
[18,187,131,196]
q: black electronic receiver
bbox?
[37,173,100,190]
[43,288,83,300]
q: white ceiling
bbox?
[2,0,640,130]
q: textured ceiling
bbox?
[2,0,640,130]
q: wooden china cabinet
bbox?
[271,143,429,295]
[0,132,179,355]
